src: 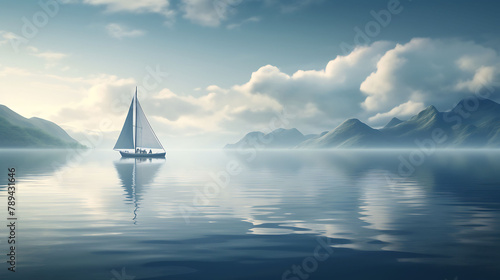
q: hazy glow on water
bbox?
[0,149,500,279]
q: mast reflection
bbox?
[113,157,165,224]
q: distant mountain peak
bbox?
[454,97,500,111]
[336,119,373,131]
[340,118,363,126]
[411,105,440,121]
[423,105,439,114]
[384,117,403,129]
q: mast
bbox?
[134,87,138,152]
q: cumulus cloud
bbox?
[232,41,395,128]
[106,23,145,39]
[361,38,500,115]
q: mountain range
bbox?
[225,97,500,149]
[0,105,84,148]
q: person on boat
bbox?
[149,149,152,154]
[136,148,139,154]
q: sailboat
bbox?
[114,87,166,158]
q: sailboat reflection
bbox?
[113,157,165,224]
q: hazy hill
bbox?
[224,128,306,149]
[297,119,385,148]
[225,97,500,149]
[0,105,84,148]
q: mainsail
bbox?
[113,88,164,151]
[113,99,135,150]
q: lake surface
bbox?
[0,149,499,280]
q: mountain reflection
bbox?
[113,157,165,223]
[0,149,72,191]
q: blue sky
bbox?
[1,0,500,148]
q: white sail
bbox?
[135,100,164,150]
[113,99,135,150]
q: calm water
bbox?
[0,149,499,280]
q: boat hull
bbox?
[120,151,166,158]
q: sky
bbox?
[1,0,500,148]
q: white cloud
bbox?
[231,41,395,129]
[181,0,241,27]
[360,38,500,114]
[455,66,496,92]
[106,23,145,39]
[368,101,425,125]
